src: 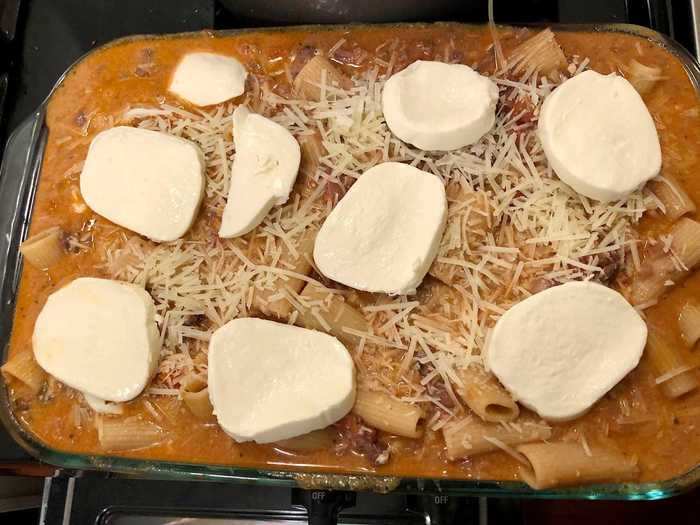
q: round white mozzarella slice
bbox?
[485,281,647,422]
[208,318,355,443]
[80,126,205,242]
[32,277,160,404]
[219,106,301,238]
[538,70,662,202]
[169,52,248,107]
[313,161,447,295]
[382,60,499,151]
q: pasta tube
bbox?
[645,325,698,399]
[456,364,519,423]
[517,442,639,489]
[670,217,700,267]
[678,300,700,347]
[625,59,664,96]
[252,227,317,320]
[648,174,696,221]
[1,351,46,395]
[353,390,423,438]
[430,182,491,286]
[443,416,551,460]
[630,218,700,305]
[293,55,351,101]
[507,29,567,79]
[19,226,65,270]
[274,428,335,452]
[296,132,325,200]
[180,373,214,421]
[298,283,369,348]
[97,417,163,452]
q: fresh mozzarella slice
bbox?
[538,69,662,202]
[313,162,447,295]
[208,318,355,443]
[169,52,248,106]
[382,60,499,151]
[485,281,647,422]
[219,106,301,238]
[80,126,205,242]
[32,277,160,404]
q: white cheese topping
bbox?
[382,60,499,151]
[485,281,647,421]
[208,318,355,443]
[314,161,447,295]
[33,278,160,404]
[108,43,658,425]
[80,126,205,242]
[219,106,301,238]
[538,69,662,202]
[169,52,247,107]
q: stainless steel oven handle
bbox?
[692,0,700,61]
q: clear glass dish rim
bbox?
[1,21,699,499]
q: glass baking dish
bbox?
[1,22,699,499]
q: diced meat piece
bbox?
[334,414,391,465]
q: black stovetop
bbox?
[1,1,698,523]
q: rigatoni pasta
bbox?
[297,132,325,199]
[97,417,163,452]
[252,227,317,320]
[517,442,639,489]
[678,300,700,347]
[298,283,369,348]
[625,59,664,96]
[430,182,491,287]
[442,416,551,460]
[19,226,65,270]
[180,373,214,421]
[293,55,351,101]
[629,218,700,305]
[1,351,46,395]
[645,325,698,399]
[456,364,519,423]
[274,428,335,452]
[506,28,567,79]
[648,174,696,220]
[671,218,700,267]
[353,390,423,438]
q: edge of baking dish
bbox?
[1,22,699,499]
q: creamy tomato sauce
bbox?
[5,24,700,483]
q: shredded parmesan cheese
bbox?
[94,35,656,424]
[483,436,530,464]
[655,365,695,385]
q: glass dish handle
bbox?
[0,109,47,317]
[693,0,700,62]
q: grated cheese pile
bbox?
[97,34,661,431]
